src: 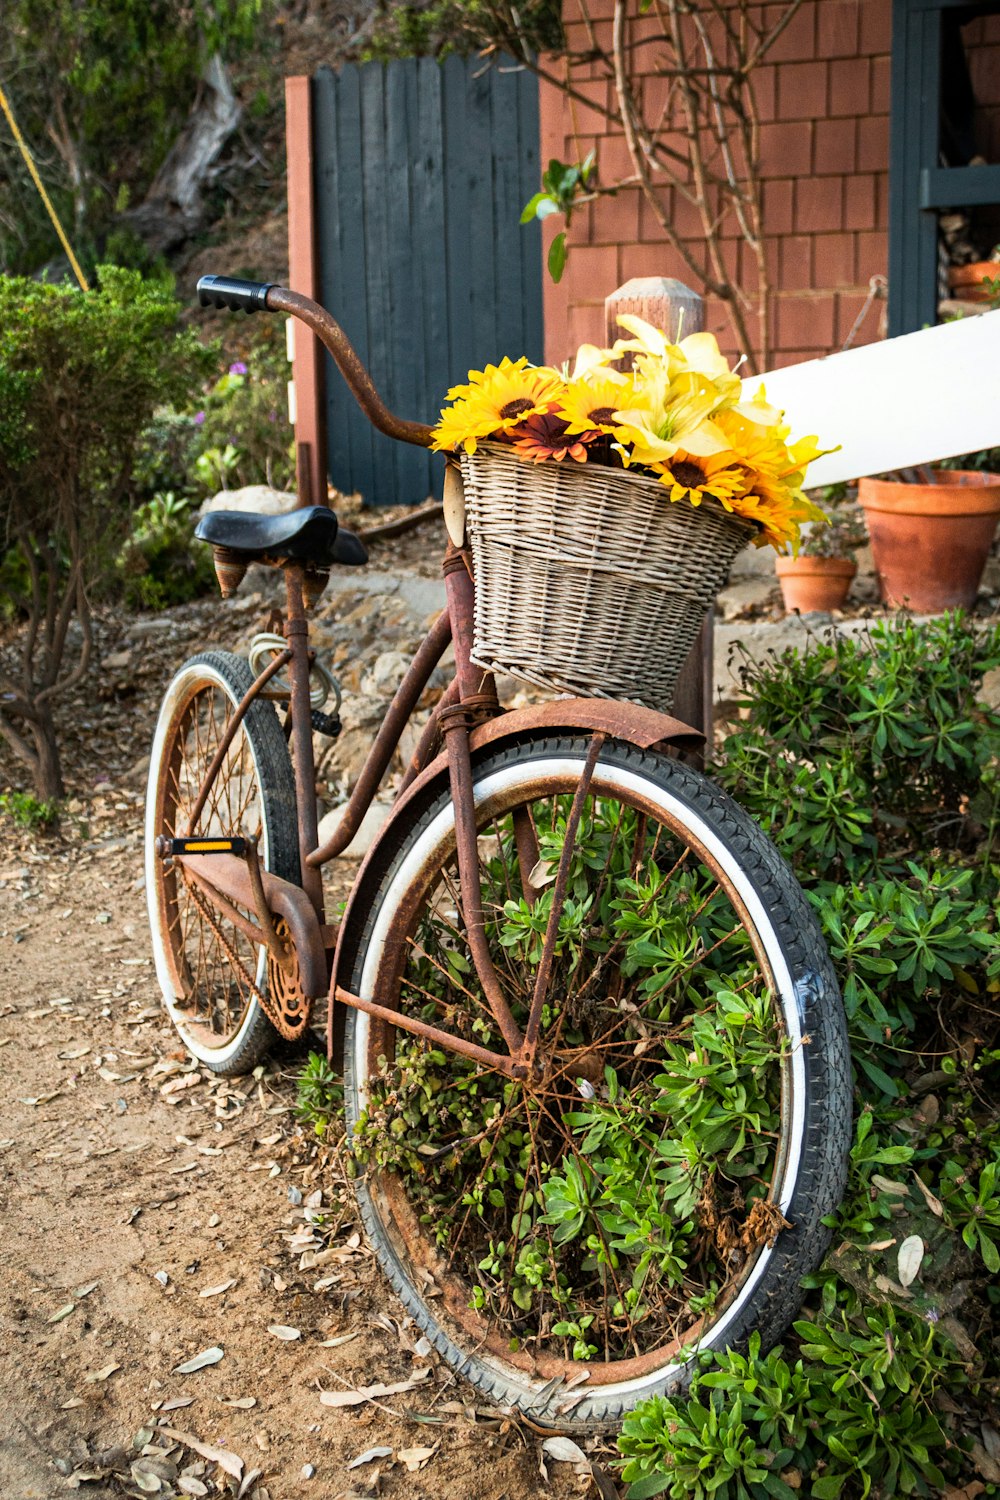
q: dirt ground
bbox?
[0,523,612,1500]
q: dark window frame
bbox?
[889,0,1000,335]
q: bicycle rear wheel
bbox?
[145,651,300,1074]
[342,734,850,1427]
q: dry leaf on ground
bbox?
[897,1235,924,1288]
[173,1347,224,1374]
[318,1369,432,1408]
[159,1426,244,1479]
[913,1173,945,1217]
[347,1446,394,1469]
[542,1437,588,1464]
[397,1445,436,1472]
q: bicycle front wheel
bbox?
[145,651,300,1074]
[343,734,850,1427]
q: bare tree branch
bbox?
[0,705,39,775]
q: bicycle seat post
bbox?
[282,563,324,917]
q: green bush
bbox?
[0,266,213,795]
[0,1,266,276]
[0,789,59,829]
[116,491,217,610]
[296,1052,342,1137]
[619,614,1000,1498]
[188,329,295,495]
[131,327,296,503]
[618,1325,956,1499]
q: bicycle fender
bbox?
[325,698,702,1060]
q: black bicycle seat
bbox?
[194,505,368,567]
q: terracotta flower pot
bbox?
[775,555,857,614]
[858,470,1000,612]
[948,262,1000,303]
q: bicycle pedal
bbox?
[311,709,342,738]
[155,836,249,858]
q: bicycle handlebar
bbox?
[195,275,434,451]
[197,275,275,314]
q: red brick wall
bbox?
[540,0,890,369]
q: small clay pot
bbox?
[947,262,1000,303]
[775,555,857,614]
[858,469,1000,612]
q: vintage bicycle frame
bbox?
[164,283,704,1083]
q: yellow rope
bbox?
[0,80,89,291]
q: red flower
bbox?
[510,413,600,464]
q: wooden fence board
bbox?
[312,57,542,505]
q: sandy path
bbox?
[0,826,594,1498]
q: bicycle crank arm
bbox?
[170,851,328,999]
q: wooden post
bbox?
[605,278,714,762]
[285,75,326,511]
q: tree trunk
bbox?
[30,710,65,801]
[124,52,242,255]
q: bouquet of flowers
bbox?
[431,317,831,552]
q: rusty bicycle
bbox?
[144,273,850,1427]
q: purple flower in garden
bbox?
[193,411,205,425]
[229,361,248,376]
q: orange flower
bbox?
[511,413,596,463]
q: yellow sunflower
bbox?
[455,357,563,432]
[430,401,487,455]
[726,487,826,552]
[432,357,564,453]
[653,451,750,508]
[557,372,635,436]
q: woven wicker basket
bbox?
[460,443,757,712]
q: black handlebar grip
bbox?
[197,275,276,314]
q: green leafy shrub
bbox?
[365,0,563,62]
[188,332,295,495]
[619,614,1000,1498]
[116,491,217,610]
[0,266,213,795]
[0,789,59,829]
[296,1052,342,1137]
[129,326,295,509]
[132,410,204,504]
[0,1,267,276]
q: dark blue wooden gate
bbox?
[311,56,543,506]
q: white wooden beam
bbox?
[741,309,1000,488]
